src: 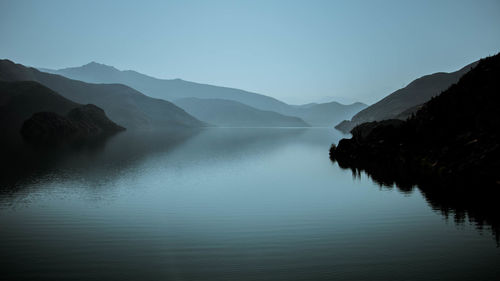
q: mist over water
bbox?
[1,128,499,281]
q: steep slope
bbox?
[0,60,204,130]
[174,98,309,127]
[335,60,478,133]
[330,53,500,188]
[0,81,122,144]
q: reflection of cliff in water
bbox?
[0,128,307,198]
[331,154,500,245]
[0,129,201,194]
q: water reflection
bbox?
[0,129,200,194]
[0,128,499,281]
[0,128,308,197]
[331,150,500,244]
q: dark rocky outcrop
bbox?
[67,104,125,133]
[330,53,500,241]
[1,80,81,145]
[0,80,125,145]
[21,104,125,145]
[21,112,81,143]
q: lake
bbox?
[0,128,498,281]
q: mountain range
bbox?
[42,62,367,127]
[285,101,366,127]
[335,60,479,133]
[2,56,483,137]
[40,62,296,113]
[0,59,204,130]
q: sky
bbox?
[1,0,499,105]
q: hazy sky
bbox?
[1,0,499,104]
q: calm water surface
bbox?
[0,128,499,280]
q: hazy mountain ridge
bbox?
[0,59,204,130]
[43,62,291,113]
[174,98,310,127]
[335,60,479,133]
[286,101,367,127]
[43,62,367,126]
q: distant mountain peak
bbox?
[80,61,117,71]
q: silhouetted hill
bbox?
[331,53,500,186]
[22,104,124,145]
[0,81,123,145]
[335,60,478,133]
[43,62,366,126]
[0,60,204,130]
[174,98,309,127]
[330,53,500,240]
[0,80,79,143]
